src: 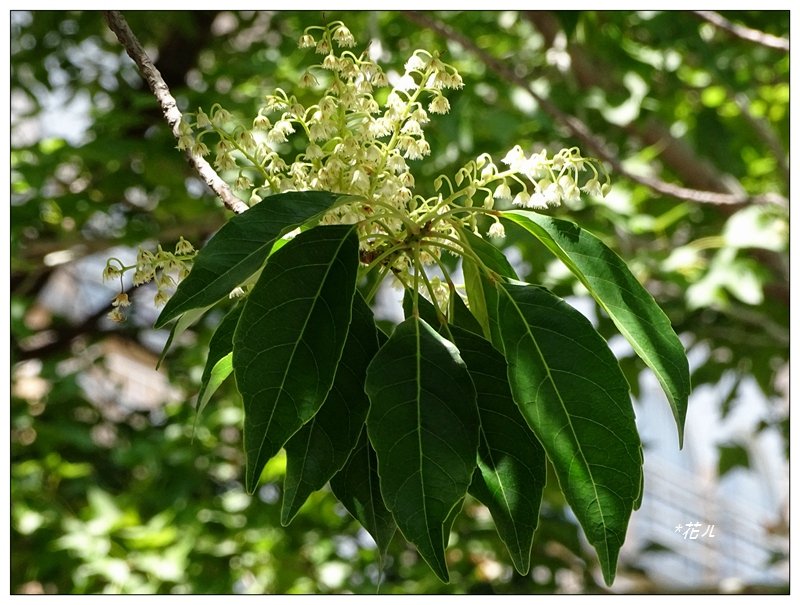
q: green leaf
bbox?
[496,281,642,586]
[450,287,484,335]
[504,210,690,446]
[197,303,243,414]
[233,224,359,493]
[156,191,342,328]
[365,316,479,582]
[402,288,440,326]
[198,353,232,415]
[157,305,211,368]
[281,293,380,525]
[462,228,518,279]
[330,429,397,559]
[463,258,490,338]
[462,228,518,345]
[405,286,544,570]
[450,325,546,575]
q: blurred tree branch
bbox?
[525,11,747,196]
[103,10,249,215]
[693,10,790,52]
[404,11,788,210]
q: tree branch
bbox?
[403,11,788,210]
[525,11,742,196]
[103,11,249,215]
[694,11,790,53]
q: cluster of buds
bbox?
[116,21,610,315]
[102,237,196,322]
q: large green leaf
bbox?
[156,191,342,328]
[330,429,397,559]
[503,210,690,446]
[196,303,243,414]
[450,325,546,575]
[365,316,479,582]
[496,281,642,586]
[461,228,518,345]
[402,288,544,572]
[281,293,380,525]
[233,224,359,493]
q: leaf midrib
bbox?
[250,227,355,486]
[413,319,435,565]
[506,212,686,437]
[499,283,611,567]
[478,428,524,557]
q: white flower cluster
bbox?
[102,237,196,321]
[172,21,610,310]
[187,21,471,293]
[496,145,609,210]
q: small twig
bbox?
[103,11,249,215]
[404,11,788,210]
[694,11,790,53]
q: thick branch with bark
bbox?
[103,11,249,215]
[403,11,788,210]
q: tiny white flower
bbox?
[112,292,131,308]
[404,54,427,72]
[512,190,531,207]
[558,175,581,204]
[154,290,169,307]
[387,153,407,174]
[252,114,272,130]
[315,38,331,54]
[350,169,370,194]
[399,172,415,188]
[493,182,512,200]
[501,145,525,167]
[411,108,429,124]
[527,191,549,209]
[300,71,319,87]
[215,152,236,172]
[234,175,252,191]
[394,74,418,92]
[305,143,324,160]
[274,119,295,136]
[521,151,549,180]
[195,108,212,129]
[372,70,389,87]
[542,181,562,207]
[369,117,392,138]
[174,237,195,255]
[488,222,506,239]
[582,177,603,198]
[298,33,316,48]
[428,95,450,114]
[108,308,126,322]
[322,54,340,71]
[333,25,356,48]
[400,118,423,136]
